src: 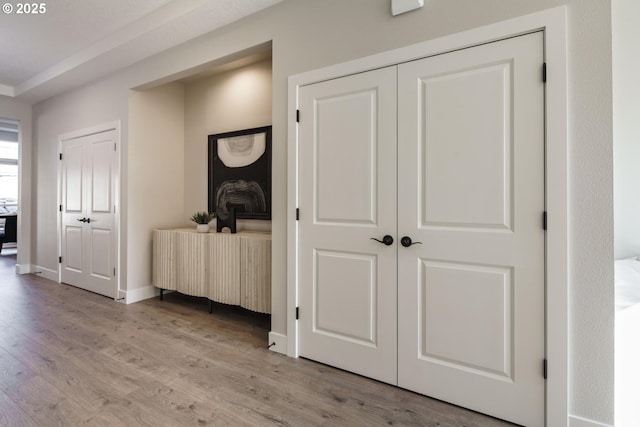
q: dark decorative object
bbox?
[0,214,17,254]
[208,126,272,220]
[216,208,237,233]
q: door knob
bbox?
[86,218,91,224]
[401,236,422,247]
[371,235,394,246]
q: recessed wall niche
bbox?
[128,47,272,302]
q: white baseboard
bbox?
[268,331,287,355]
[15,263,32,275]
[569,415,613,427]
[124,285,160,304]
[32,265,59,282]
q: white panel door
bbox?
[397,32,544,426]
[61,130,117,298]
[298,67,398,384]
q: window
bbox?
[0,139,18,214]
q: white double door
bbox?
[298,32,545,426]
[60,130,117,298]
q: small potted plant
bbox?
[190,211,215,233]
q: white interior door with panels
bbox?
[61,130,117,298]
[397,32,545,427]
[298,66,398,385]
[297,32,545,427]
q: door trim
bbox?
[287,6,567,426]
[57,121,122,300]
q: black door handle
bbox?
[86,218,91,224]
[401,236,422,247]
[371,235,394,246]
[77,218,87,223]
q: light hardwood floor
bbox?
[0,252,516,427]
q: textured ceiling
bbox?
[0,0,282,102]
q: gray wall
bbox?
[128,82,186,297]
[184,59,272,230]
[29,0,614,424]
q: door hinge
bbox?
[543,359,548,379]
[59,153,63,160]
[296,208,299,221]
[113,267,116,276]
[296,306,299,320]
[59,205,62,212]
[542,63,547,83]
[296,109,300,123]
[543,211,547,231]
[114,143,117,151]
[59,256,62,264]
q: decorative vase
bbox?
[196,224,209,233]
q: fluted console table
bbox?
[152,228,271,314]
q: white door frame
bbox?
[0,111,33,276]
[287,6,568,426]
[57,121,122,300]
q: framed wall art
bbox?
[208,126,272,220]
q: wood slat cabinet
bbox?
[152,228,271,313]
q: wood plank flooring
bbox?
[0,253,516,426]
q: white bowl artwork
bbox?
[217,133,266,168]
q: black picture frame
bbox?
[208,126,272,220]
